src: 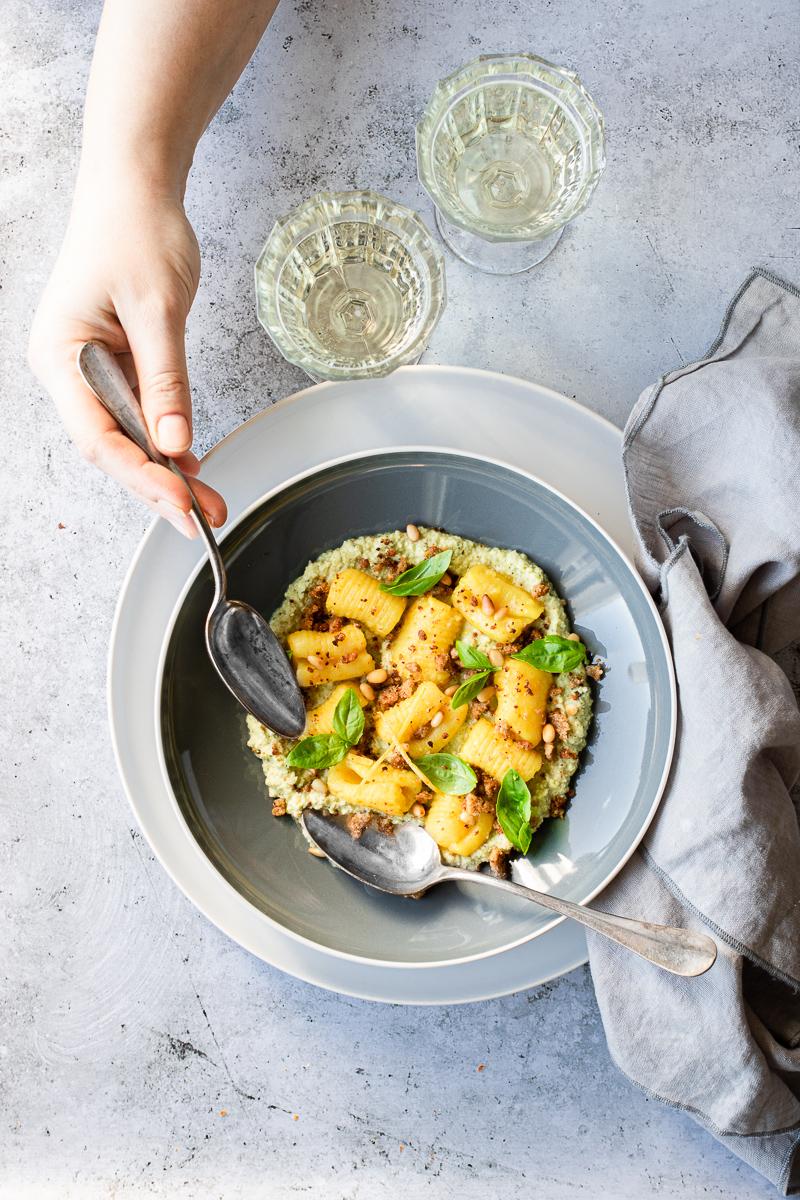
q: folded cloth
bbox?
[587,269,800,1194]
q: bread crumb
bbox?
[346,812,371,839]
[489,848,510,878]
[550,710,570,740]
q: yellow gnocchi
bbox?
[326,568,406,638]
[288,624,374,687]
[305,684,367,736]
[389,595,463,685]
[407,701,467,756]
[494,658,552,745]
[452,564,544,643]
[459,717,542,782]
[374,680,446,746]
[425,794,494,856]
[327,751,419,815]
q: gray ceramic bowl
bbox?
[157,448,675,967]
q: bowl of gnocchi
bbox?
[157,447,675,967]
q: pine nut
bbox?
[488,648,504,668]
[444,684,458,696]
[493,606,507,621]
[542,723,556,743]
[307,653,325,669]
[567,632,581,642]
[411,802,426,819]
[477,685,495,703]
[359,681,375,701]
[310,778,327,793]
[441,573,453,586]
[366,668,388,685]
[308,845,327,858]
[459,809,472,824]
[481,593,495,617]
[565,700,579,716]
[430,710,444,729]
[544,743,554,760]
[406,523,420,542]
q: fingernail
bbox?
[157,499,197,538]
[157,414,191,454]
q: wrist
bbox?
[76,135,192,208]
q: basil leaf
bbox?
[450,670,492,710]
[455,639,493,672]
[413,753,477,795]
[287,734,348,770]
[331,687,364,747]
[512,634,586,674]
[496,768,532,854]
[379,549,453,596]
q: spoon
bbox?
[302,810,718,977]
[78,340,306,738]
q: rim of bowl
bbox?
[150,443,677,970]
[107,365,631,978]
[253,189,447,381]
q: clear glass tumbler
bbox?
[255,190,446,381]
[416,53,605,274]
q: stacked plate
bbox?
[110,368,675,1003]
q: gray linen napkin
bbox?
[587,269,800,1194]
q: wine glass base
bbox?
[434,208,564,274]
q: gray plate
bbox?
[158,449,675,966]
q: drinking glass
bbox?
[416,53,605,274]
[255,190,446,381]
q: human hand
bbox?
[29,182,227,538]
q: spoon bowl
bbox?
[303,809,443,895]
[206,599,306,737]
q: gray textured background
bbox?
[3,0,799,1196]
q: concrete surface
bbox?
[2,0,799,1196]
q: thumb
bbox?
[127,301,193,456]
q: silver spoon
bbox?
[78,340,306,738]
[302,810,717,977]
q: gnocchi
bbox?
[327,568,406,638]
[288,623,375,687]
[327,751,419,815]
[425,794,493,856]
[389,595,463,684]
[374,680,447,745]
[494,658,552,746]
[459,717,543,782]
[246,526,594,871]
[305,684,367,736]
[452,563,544,643]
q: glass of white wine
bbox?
[255,190,446,381]
[416,53,605,274]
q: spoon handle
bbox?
[440,866,717,977]
[77,341,227,603]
